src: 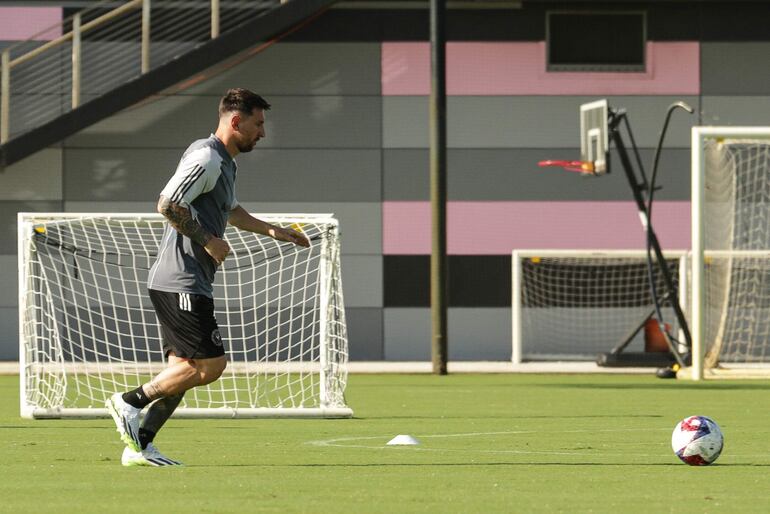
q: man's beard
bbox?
[237,139,257,153]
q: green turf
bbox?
[3,373,770,513]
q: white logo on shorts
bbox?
[211,329,223,346]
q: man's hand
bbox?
[228,206,310,248]
[269,226,310,248]
[205,236,231,265]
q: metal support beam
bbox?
[430,0,448,375]
[1,51,9,144]
[141,0,151,73]
[211,0,220,38]
[72,13,81,109]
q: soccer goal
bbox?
[18,213,352,418]
[512,250,688,364]
[690,127,770,379]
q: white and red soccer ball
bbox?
[671,415,724,466]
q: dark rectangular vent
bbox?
[547,12,646,72]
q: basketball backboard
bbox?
[580,99,609,175]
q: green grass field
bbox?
[3,373,770,513]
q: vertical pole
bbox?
[691,128,704,380]
[429,0,447,375]
[678,254,688,356]
[18,215,32,418]
[141,0,151,74]
[71,13,81,109]
[211,0,220,39]
[1,50,10,144]
[317,226,331,407]
[511,251,522,364]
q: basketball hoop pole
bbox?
[605,109,693,368]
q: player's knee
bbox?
[198,357,226,385]
[211,358,227,381]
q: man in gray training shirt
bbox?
[106,88,309,467]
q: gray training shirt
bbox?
[148,134,238,298]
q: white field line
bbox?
[308,428,768,460]
[306,428,676,457]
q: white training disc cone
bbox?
[386,434,420,446]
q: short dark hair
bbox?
[218,88,271,117]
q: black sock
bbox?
[122,385,153,409]
[138,427,157,450]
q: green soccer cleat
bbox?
[106,392,142,452]
[121,444,183,467]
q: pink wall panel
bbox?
[382,42,700,96]
[383,201,690,255]
[0,7,62,40]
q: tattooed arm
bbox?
[157,195,230,264]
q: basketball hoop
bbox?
[538,159,597,175]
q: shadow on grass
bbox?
[536,383,770,391]
[188,462,770,468]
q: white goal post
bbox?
[512,249,689,364]
[18,212,352,418]
[690,127,770,380]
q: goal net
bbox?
[18,213,351,418]
[512,250,687,363]
[691,128,770,378]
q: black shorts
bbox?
[148,289,225,360]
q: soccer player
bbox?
[106,88,309,466]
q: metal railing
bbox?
[0,0,283,144]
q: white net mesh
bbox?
[702,138,770,367]
[515,251,685,361]
[19,213,350,418]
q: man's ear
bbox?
[230,113,241,131]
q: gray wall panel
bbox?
[384,148,692,201]
[1,148,62,201]
[702,43,770,95]
[383,149,428,200]
[9,94,66,139]
[66,148,382,202]
[80,42,141,95]
[382,97,428,149]
[0,201,63,255]
[449,308,511,361]
[701,96,770,126]
[341,255,382,308]
[0,256,17,308]
[383,96,699,149]
[346,307,384,361]
[236,149,382,202]
[67,95,382,149]
[262,96,381,148]
[185,43,382,96]
[383,308,430,360]
[240,202,381,255]
[64,148,180,202]
[8,46,68,94]
[0,307,18,360]
[66,95,219,149]
[64,201,158,212]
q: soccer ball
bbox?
[671,415,724,466]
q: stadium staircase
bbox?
[0,0,338,168]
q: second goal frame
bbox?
[691,126,770,380]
